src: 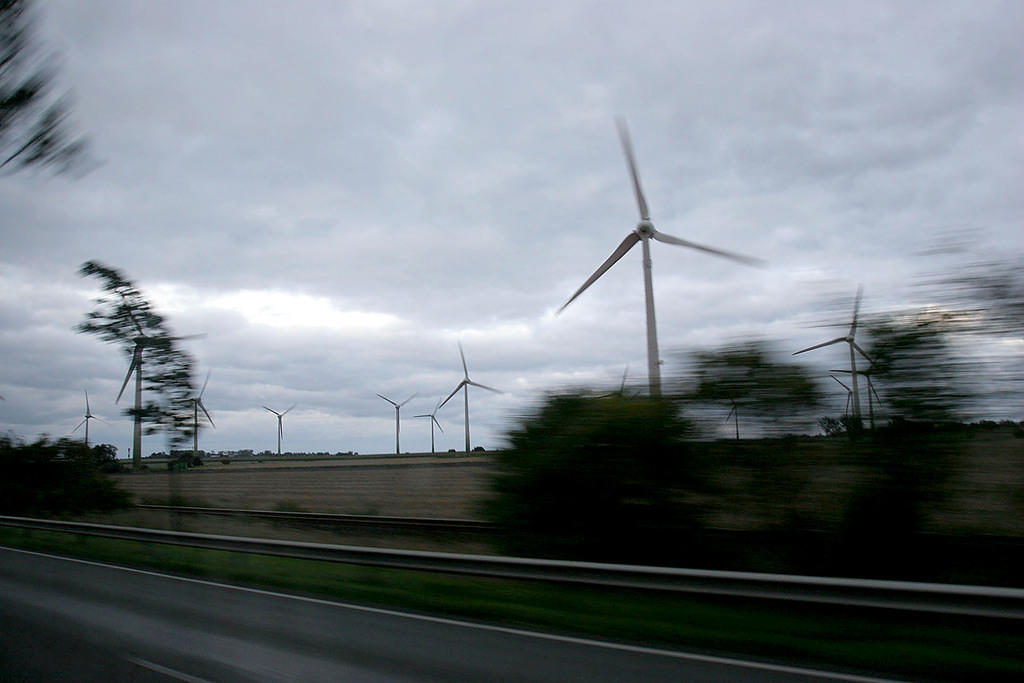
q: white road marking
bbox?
[1,545,902,682]
[125,656,214,683]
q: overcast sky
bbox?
[1,1,1021,456]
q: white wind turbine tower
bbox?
[72,389,105,447]
[793,286,871,419]
[558,118,762,397]
[263,404,295,456]
[378,392,417,455]
[439,343,502,453]
[190,371,215,459]
[116,308,202,468]
[414,397,445,455]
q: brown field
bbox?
[106,432,1024,539]
[111,456,495,519]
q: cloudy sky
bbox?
[1,1,1021,456]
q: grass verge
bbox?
[1,527,1022,681]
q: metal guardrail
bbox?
[2,514,1022,619]
[134,504,495,532]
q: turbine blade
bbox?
[199,370,211,399]
[84,389,90,413]
[199,400,214,427]
[616,117,650,221]
[116,355,139,403]
[432,416,444,433]
[852,342,873,363]
[283,404,296,415]
[651,230,765,267]
[169,333,207,342]
[830,375,851,391]
[377,393,398,407]
[263,406,281,417]
[438,381,467,409]
[72,419,86,433]
[850,284,864,337]
[792,337,846,355]
[458,342,468,378]
[123,299,145,337]
[467,380,502,394]
[399,393,418,407]
[558,231,641,314]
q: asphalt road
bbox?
[0,546,894,682]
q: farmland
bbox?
[109,454,494,519]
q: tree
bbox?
[485,392,705,564]
[680,341,823,438]
[1,0,89,174]
[77,261,198,466]
[863,311,969,424]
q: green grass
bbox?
[1,527,1022,681]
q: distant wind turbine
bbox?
[558,118,762,397]
[263,404,295,456]
[793,286,871,418]
[829,375,854,417]
[725,399,740,440]
[439,343,502,453]
[414,397,445,455]
[378,392,417,455]
[72,389,105,447]
[831,368,884,429]
[116,304,202,467]
[190,370,215,459]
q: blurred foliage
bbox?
[863,310,969,423]
[937,256,1024,338]
[77,260,198,446]
[0,0,90,174]
[485,393,705,564]
[676,340,823,438]
[0,434,130,514]
[488,387,1024,582]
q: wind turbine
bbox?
[72,389,105,447]
[190,370,215,459]
[793,286,871,419]
[831,368,884,430]
[438,342,502,453]
[829,375,854,418]
[558,118,762,397]
[414,397,445,455]
[263,404,295,456]
[378,392,417,455]
[725,399,740,440]
[116,306,202,468]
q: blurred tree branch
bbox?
[1,0,91,174]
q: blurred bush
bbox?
[485,393,707,564]
[0,435,131,514]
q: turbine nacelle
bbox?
[634,220,655,238]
